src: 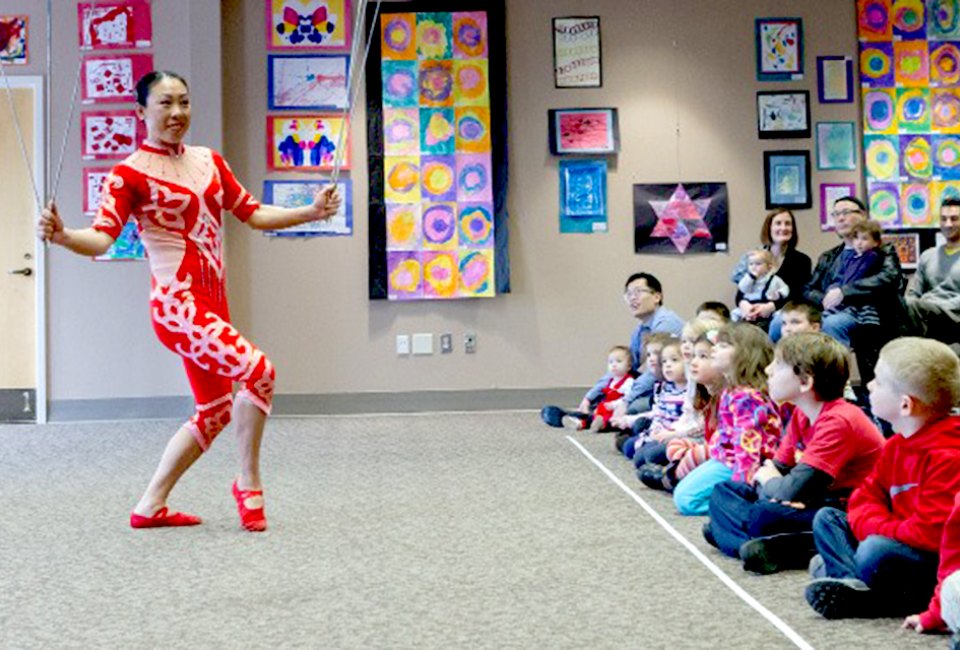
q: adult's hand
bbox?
[310,185,341,221]
[822,287,844,310]
[38,201,64,244]
[755,302,776,318]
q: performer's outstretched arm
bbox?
[245,185,342,231]
[37,201,114,256]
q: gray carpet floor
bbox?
[0,411,948,649]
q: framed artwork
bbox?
[553,16,601,88]
[367,3,507,301]
[559,159,607,233]
[633,183,729,255]
[265,0,351,51]
[816,121,857,170]
[77,0,152,50]
[817,55,853,103]
[819,182,857,231]
[756,17,803,81]
[757,91,810,139]
[0,15,28,64]
[548,108,619,155]
[82,167,111,214]
[263,179,353,236]
[81,110,145,160]
[764,151,811,209]
[268,54,350,110]
[81,53,154,104]
[882,232,920,270]
[266,114,349,171]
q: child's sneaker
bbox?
[561,415,586,431]
[804,577,873,619]
[702,522,719,549]
[739,533,817,575]
[637,464,666,490]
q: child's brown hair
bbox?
[715,322,774,391]
[850,219,883,245]
[775,332,849,401]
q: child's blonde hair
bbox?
[878,337,960,413]
[643,332,676,359]
[682,317,726,342]
[609,344,630,357]
[748,249,775,269]
[775,332,849,401]
[715,322,774,390]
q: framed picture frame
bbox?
[757,90,810,139]
[0,15,28,64]
[267,54,350,110]
[764,150,811,209]
[264,0,351,51]
[882,232,920,270]
[819,182,857,230]
[756,17,803,81]
[817,55,853,104]
[263,179,353,236]
[553,16,601,88]
[548,108,619,155]
[266,114,349,172]
[559,159,607,233]
[82,167,111,214]
[816,121,857,170]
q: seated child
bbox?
[780,300,822,338]
[805,337,960,620]
[732,250,790,326]
[903,492,960,641]
[561,345,635,432]
[696,301,731,324]
[703,333,884,574]
[613,332,673,453]
[821,220,884,329]
[630,338,688,465]
[672,323,782,515]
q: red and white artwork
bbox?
[82,53,153,104]
[81,110,144,160]
[82,168,111,214]
[0,15,28,64]
[78,0,152,50]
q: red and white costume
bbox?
[92,142,274,451]
[593,374,634,428]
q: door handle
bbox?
[8,267,32,276]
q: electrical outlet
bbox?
[464,332,477,354]
[396,334,410,355]
[412,333,434,355]
[440,333,453,353]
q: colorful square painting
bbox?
[868,182,901,227]
[900,134,933,179]
[0,16,27,64]
[756,91,810,139]
[755,18,803,81]
[894,40,930,87]
[262,179,352,236]
[81,53,153,104]
[859,42,894,88]
[267,114,349,171]
[82,168,111,214]
[881,232,920,268]
[934,134,960,179]
[816,122,857,170]
[81,110,144,160]
[931,42,960,87]
[864,135,900,180]
[549,108,619,154]
[819,182,857,230]
[268,54,350,110]
[633,183,729,255]
[863,89,897,134]
[857,0,892,41]
[368,4,505,301]
[77,1,152,50]
[900,183,934,227]
[930,0,960,40]
[559,159,607,234]
[265,0,351,51]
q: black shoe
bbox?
[739,533,816,575]
[804,577,874,619]
[638,464,666,490]
[614,430,632,453]
[702,522,719,549]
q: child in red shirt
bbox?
[805,337,960,620]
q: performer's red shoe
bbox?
[130,507,202,529]
[232,479,267,532]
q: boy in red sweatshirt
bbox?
[903,492,960,646]
[805,337,960,620]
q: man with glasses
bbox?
[801,196,906,380]
[905,198,960,348]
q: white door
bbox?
[0,75,45,422]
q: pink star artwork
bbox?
[648,184,714,253]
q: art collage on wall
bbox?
[264,0,354,237]
[858,0,959,234]
[366,1,508,301]
[0,15,28,64]
[77,0,155,261]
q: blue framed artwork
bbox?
[817,55,853,104]
[755,17,803,81]
[559,159,607,233]
[262,179,353,237]
[816,121,857,170]
[267,54,350,110]
[764,151,810,209]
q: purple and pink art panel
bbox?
[81,110,144,160]
[457,203,494,247]
[452,12,487,59]
[81,53,153,104]
[421,202,458,250]
[458,249,493,297]
[387,251,423,300]
[421,251,458,299]
[455,153,493,202]
[383,108,420,155]
[78,0,152,50]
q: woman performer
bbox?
[37,71,340,532]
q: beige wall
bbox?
[9,0,858,405]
